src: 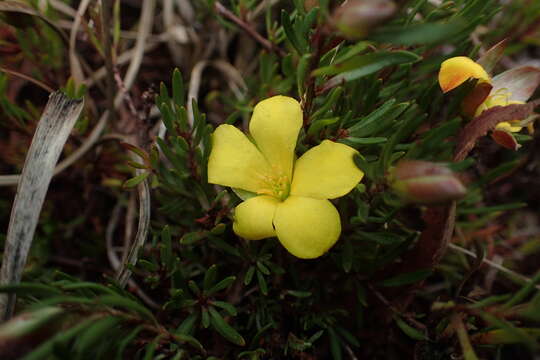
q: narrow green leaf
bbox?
[115,326,144,360]
[328,328,342,360]
[378,270,432,287]
[74,316,121,355]
[97,295,155,322]
[281,10,303,54]
[173,333,204,351]
[206,276,236,295]
[201,308,210,328]
[172,68,184,106]
[370,21,467,45]
[307,117,339,136]
[315,51,421,87]
[122,172,150,188]
[208,307,245,346]
[0,283,62,297]
[210,300,237,316]
[339,137,387,147]
[61,282,117,296]
[176,312,199,335]
[244,266,255,286]
[394,316,428,341]
[257,270,268,295]
[21,318,96,360]
[203,264,219,292]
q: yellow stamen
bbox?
[255,170,290,201]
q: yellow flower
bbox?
[207,96,364,259]
[438,56,539,134]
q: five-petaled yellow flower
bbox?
[438,56,539,135]
[207,96,363,259]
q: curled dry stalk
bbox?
[113,0,156,288]
[0,92,84,320]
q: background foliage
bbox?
[0,0,540,359]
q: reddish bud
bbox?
[390,160,467,204]
[332,0,397,39]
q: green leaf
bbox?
[479,311,538,350]
[172,68,184,106]
[0,283,62,297]
[206,276,236,295]
[357,231,404,245]
[180,231,207,245]
[310,87,343,120]
[232,187,258,201]
[458,203,527,215]
[285,290,312,298]
[339,137,387,147]
[244,266,255,286]
[307,117,339,136]
[122,172,150,188]
[173,333,204,351]
[203,264,218,292]
[74,316,121,355]
[394,316,428,341]
[296,53,312,97]
[328,328,342,360]
[21,320,94,360]
[61,282,117,296]
[378,270,432,287]
[208,307,245,346]
[501,270,540,310]
[257,270,268,295]
[256,261,270,275]
[115,326,144,360]
[97,295,155,322]
[347,101,409,137]
[314,51,421,87]
[370,21,467,45]
[176,312,199,335]
[210,300,237,316]
[281,10,303,54]
[201,308,210,328]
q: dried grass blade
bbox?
[116,179,151,288]
[0,91,84,320]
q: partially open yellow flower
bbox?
[438,56,540,137]
[208,96,364,259]
[438,56,490,93]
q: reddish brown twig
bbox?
[214,2,286,57]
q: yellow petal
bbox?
[439,56,490,93]
[495,121,522,133]
[274,196,341,259]
[208,124,271,193]
[290,140,363,199]
[233,196,279,240]
[249,96,303,179]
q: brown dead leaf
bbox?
[454,99,540,161]
[461,82,493,118]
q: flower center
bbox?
[256,170,290,201]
